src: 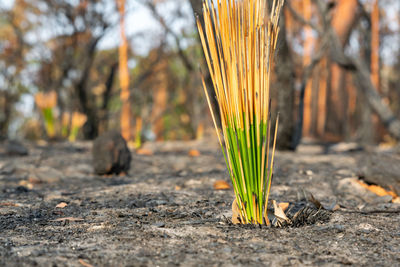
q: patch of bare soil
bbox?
[1,140,399,266]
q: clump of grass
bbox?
[134,117,143,149]
[61,112,71,138]
[35,91,57,139]
[69,112,87,142]
[197,0,284,224]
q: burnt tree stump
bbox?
[92,131,131,175]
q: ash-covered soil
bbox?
[1,139,399,266]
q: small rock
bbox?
[153,222,165,228]
[357,223,379,233]
[372,195,393,204]
[0,163,15,175]
[337,177,378,202]
[333,224,345,232]
[328,142,363,153]
[305,170,314,176]
[336,169,355,177]
[65,164,93,177]
[223,247,232,253]
[33,166,63,183]
[2,140,29,156]
[92,131,131,175]
[358,154,400,196]
[14,186,29,193]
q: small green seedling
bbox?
[68,112,87,142]
[35,91,57,139]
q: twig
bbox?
[286,1,321,34]
[338,209,400,215]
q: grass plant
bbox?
[35,91,57,139]
[197,0,284,224]
[69,112,87,142]
[61,112,71,138]
[134,117,143,149]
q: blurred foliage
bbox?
[0,0,399,145]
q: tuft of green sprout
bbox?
[197,0,284,224]
[68,112,87,142]
[35,91,57,139]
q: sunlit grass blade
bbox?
[35,91,57,139]
[68,112,87,142]
[197,0,284,224]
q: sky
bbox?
[0,0,193,55]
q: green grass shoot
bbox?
[35,91,57,139]
[197,0,284,224]
[68,112,87,142]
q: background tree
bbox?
[0,0,399,147]
[0,0,37,139]
[117,0,132,142]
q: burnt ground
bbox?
[0,139,399,266]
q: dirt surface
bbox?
[1,139,399,266]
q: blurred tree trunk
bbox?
[316,58,328,137]
[117,0,132,141]
[99,63,118,134]
[276,6,296,150]
[0,91,17,140]
[77,38,101,139]
[371,0,380,91]
[302,0,314,137]
[326,0,359,139]
[151,60,168,141]
[370,0,383,141]
[346,71,357,138]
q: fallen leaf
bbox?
[51,217,84,222]
[36,140,48,146]
[278,202,289,212]
[18,180,33,190]
[356,180,398,198]
[136,148,153,156]
[56,202,68,208]
[273,200,290,226]
[231,199,241,224]
[323,202,340,211]
[0,202,19,207]
[213,180,230,190]
[175,185,182,191]
[28,177,42,184]
[393,197,400,204]
[78,259,94,267]
[188,149,201,157]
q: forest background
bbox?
[1,0,400,150]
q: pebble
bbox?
[0,163,15,175]
[372,195,393,204]
[315,224,345,232]
[3,140,29,156]
[153,222,165,228]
